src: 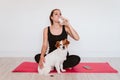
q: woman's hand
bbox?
[38,55,45,69]
[59,16,70,26]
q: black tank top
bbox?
[48,26,68,53]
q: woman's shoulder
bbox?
[43,26,50,31]
[43,26,49,33]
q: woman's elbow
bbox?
[75,36,80,41]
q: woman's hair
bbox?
[49,9,61,25]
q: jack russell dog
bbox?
[38,39,70,75]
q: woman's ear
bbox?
[55,41,60,48]
[51,16,53,20]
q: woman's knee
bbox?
[72,55,81,64]
[63,55,81,68]
[34,54,40,63]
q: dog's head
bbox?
[55,39,70,50]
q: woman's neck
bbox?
[51,23,61,29]
[50,23,63,35]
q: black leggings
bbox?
[34,53,81,69]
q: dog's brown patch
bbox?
[55,41,60,48]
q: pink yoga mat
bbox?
[12,62,118,73]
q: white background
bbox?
[0,0,120,57]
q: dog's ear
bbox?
[64,39,70,45]
[55,41,60,48]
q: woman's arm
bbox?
[65,23,80,41]
[40,27,48,56]
[39,27,48,68]
[61,17,80,41]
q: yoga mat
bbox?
[12,62,118,73]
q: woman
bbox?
[35,9,81,69]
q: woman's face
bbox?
[51,10,61,23]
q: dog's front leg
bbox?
[60,63,66,72]
[43,67,51,75]
[55,63,61,74]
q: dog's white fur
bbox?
[38,39,70,75]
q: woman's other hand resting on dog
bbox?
[39,55,45,69]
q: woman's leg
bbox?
[34,54,41,63]
[35,53,81,69]
[63,55,81,69]
[34,53,47,63]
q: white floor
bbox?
[0,57,120,80]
